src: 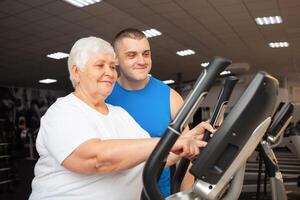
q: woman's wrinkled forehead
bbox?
[87,52,116,65]
[90,53,116,64]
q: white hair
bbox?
[67,36,115,88]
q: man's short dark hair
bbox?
[113,28,146,49]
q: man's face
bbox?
[74,53,117,99]
[115,37,152,82]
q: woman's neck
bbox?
[74,87,108,115]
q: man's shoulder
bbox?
[150,76,164,84]
[150,76,170,89]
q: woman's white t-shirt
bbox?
[29,93,150,200]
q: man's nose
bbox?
[136,54,146,64]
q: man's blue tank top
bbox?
[106,77,172,197]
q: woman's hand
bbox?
[170,121,215,160]
[188,121,216,140]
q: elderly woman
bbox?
[29,37,214,200]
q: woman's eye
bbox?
[110,65,116,70]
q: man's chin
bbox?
[134,73,150,81]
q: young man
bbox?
[106,28,193,197]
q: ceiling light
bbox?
[220,70,231,76]
[176,49,195,56]
[142,29,162,38]
[63,0,101,7]
[255,16,282,25]
[268,42,289,48]
[47,52,69,60]
[163,80,175,85]
[39,79,57,84]
[201,62,209,67]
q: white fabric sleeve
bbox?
[41,104,99,164]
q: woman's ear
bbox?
[71,64,80,84]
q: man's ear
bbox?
[115,57,119,66]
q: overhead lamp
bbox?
[268,42,289,48]
[220,70,231,76]
[142,29,162,38]
[47,52,69,60]
[201,62,209,67]
[163,80,175,85]
[176,49,195,57]
[39,79,57,84]
[63,0,102,7]
[255,16,282,25]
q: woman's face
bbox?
[74,53,117,100]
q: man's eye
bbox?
[127,53,136,58]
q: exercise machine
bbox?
[171,75,239,194]
[259,102,293,200]
[259,102,300,199]
[142,57,278,199]
[142,56,232,199]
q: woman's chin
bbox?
[99,91,113,99]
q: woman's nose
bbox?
[103,65,115,76]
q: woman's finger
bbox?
[196,140,207,148]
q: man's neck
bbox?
[118,76,150,91]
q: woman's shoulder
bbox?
[44,93,83,117]
[107,103,136,120]
[107,103,127,115]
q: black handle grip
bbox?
[142,57,232,200]
[267,102,294,139]
[203,76,239,142]
[202,131,211,142]
[171,57,232,131]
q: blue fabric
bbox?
[106,77,172,197]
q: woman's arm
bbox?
[62,138,159,175]
[62,133,208,176]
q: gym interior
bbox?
[0,0,299,200]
